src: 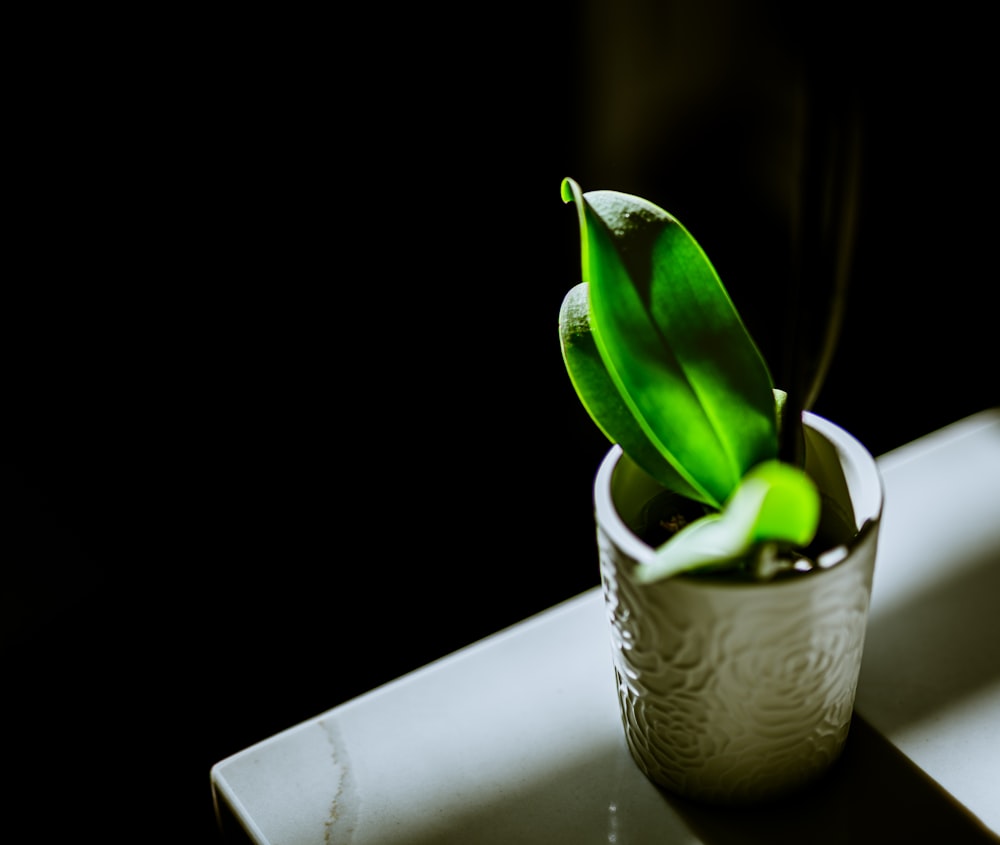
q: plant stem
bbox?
[780,47,863,466]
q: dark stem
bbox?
[779,49,863,466]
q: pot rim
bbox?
[594,410,885,572]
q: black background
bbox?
[5,3,997,841]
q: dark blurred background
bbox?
[5,2,997,841]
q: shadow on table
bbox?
[669,713,998,845]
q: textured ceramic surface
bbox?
[595,413,884,805]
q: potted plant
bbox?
[558,176,884,805]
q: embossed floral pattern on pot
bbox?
[595,412,883,805]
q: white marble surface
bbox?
[211,410,1000,844]
[855,408,1000,834]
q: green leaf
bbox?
[559,281,712,505]
[634,460,821,582]
[561,177,778,508]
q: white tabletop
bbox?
[211,410,1000,844]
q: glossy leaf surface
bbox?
[559,281,708,504]
[561,177,778,508]
[559,177,821,578]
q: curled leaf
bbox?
[634,460,821,583]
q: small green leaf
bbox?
[633,460,821,583]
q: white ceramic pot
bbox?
[595,412,884,805]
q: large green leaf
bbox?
[561,177,778,508]
[559,281,714,506]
